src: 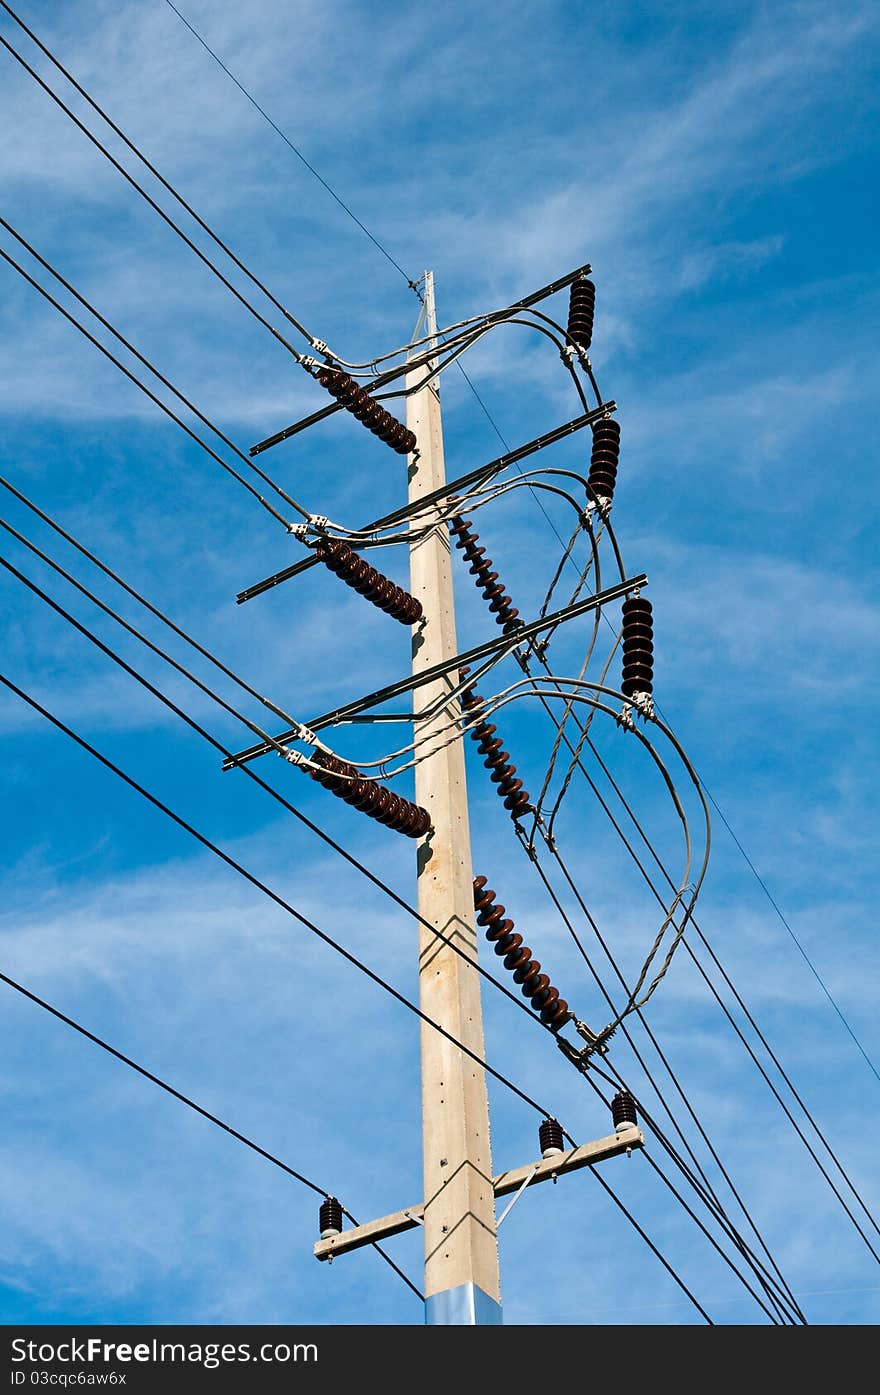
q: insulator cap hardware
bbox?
[303,750,432,839]
[539,1117,565,1159]
[319,1196,342,1239]
[459,668,532,821]
[315,538,423,626]
[448,506,522,636]
[316,368,416,455]
[621,595,653,697]
[473,876,570,1030]
[567,277,596,353]
[588,418,620,504]
[611,1089,638,1133]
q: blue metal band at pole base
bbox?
[425,1283,504,1325]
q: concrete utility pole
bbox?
[405,271,503,1325]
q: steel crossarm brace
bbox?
[235,402,616,605]
[249,263,593,457]
[313,1126,644,1261]
[221,572,646,770]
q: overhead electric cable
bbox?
[0,214,311,520]
[0,966,422,1300]
[580,737,880,1251]
[0,242,304,525]
[0,28,309,352]
[0,668,567,1128]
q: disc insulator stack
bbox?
[459,668,531,821]
[448,506,522,635]
[621,595,654,698]
[319,1196,342,1239]
[303,750,432,839]
[539,1117,565,1158]
[588,418,620,504]
[315,538,423,625]
[473,876,570,1030]
[316,367,416,456]
[567,277,596,352]
[611,1090,638,1133]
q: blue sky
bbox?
[0,0,877,1326]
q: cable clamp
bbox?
[292,723,323,749]
[616,703,635,732]
[308,514,330,532]
[288,522,309,541]
[310,339,334,359]
[632,691,655,721]
[279,747,306,766]
[560,343,577,365]
[571,1015,613,1054]
[299,355,321,375]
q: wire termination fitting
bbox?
[319,1196,342,1239]
[621,595,653,698]
[611,1089,638,1133]
[567,276,596,353]
[588,417,620,506]
[459,667,532,820]
[315,538,423,625]
[473,875,570,1029]
[304,750,432,839]
[539,1117,565,1159]
[316,367,417,456]
[448,504,522,635]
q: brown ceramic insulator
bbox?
[448,507,523,636]
[513,957,539,985]
[621,595,654,697]
[471,878,571,1033]
[494,931,523,958]
[458,671,533,823]
[588,418,620,502]
[541,998,569,1028]
[504,943,532,972]
[303,751,431,839]
[315,539,423,626]
[316,368,416,455]
[567,277,596,351]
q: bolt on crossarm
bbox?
[406,271,502,1325]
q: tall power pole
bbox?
[406,272,503,1324]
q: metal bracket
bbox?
[496,1164,539,1228]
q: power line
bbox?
[697,767,880,1087]
[0,665,566,1131]
[160,0,417,291]
[0,213,310,521]
[580,737,880,1249]
[0,27,308,354]
[0,241,300,527]
[0,513,562,1041]
[158,0,578,557]
[0,965,422,1301]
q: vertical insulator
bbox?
[472,876,570,1031]
[611,1090,638,1133]
[459,667,532,821]
[303,750,432,839]
[315,538,423,625]
[567,277,596,352]
[621,595,653,697]
[588,418,620,504]
[319,1196,342,1239]
[539,1117,565,1159]
[316,367,417,456]
[448,505,521,635]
